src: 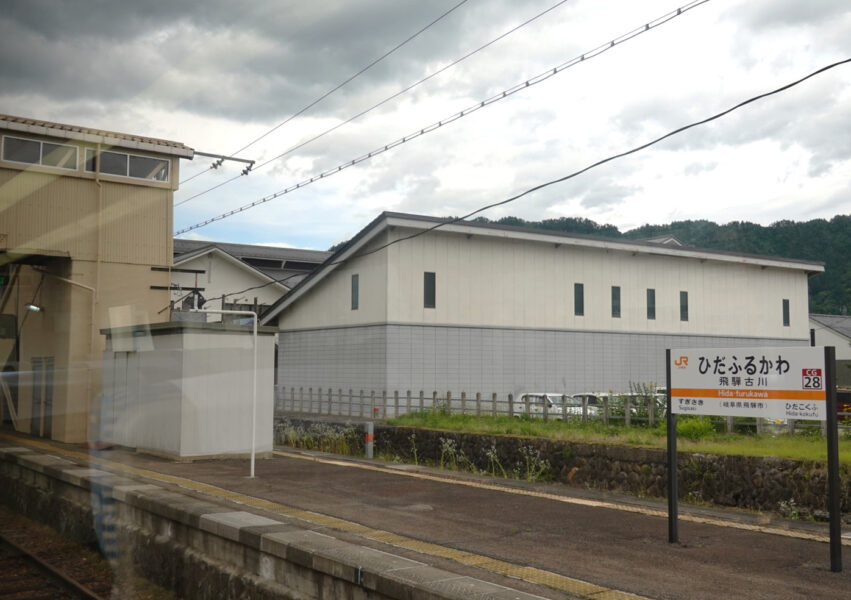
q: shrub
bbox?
[677,416,716,441]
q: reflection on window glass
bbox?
[100,151,128,176]
[85,148,170,182]
[3,137,40,164]
[41,142,77,169]
[2,136,77,170]
[129,155,169,181]
[85,148,97,172]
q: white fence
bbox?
[274,385,850,434]
[274,386,661,425]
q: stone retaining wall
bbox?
[276,418,851,519]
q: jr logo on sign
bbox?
[674,356,688,368]
[802,368,823,390]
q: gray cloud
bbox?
[0,0,494,121]
[735,0,850,29]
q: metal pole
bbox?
[824,346,842,572]
[191,308,258,478]
[666,349,678,544]
[251,315,257,478]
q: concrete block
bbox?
[314,544,425,584]
[260,529,337,565]
[111,483,162,502]
[199,511,283,542]
[59,468,111,487]
[171,500,235,529]
[0,446,33,456]
[369,565,462,600]
[421,576,549,600]
[17,453,74,475]
[239,523,298,550]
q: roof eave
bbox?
[0,117,194,159]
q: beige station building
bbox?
[0,114,194,443]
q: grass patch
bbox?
[387,412,851,464]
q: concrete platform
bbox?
[2,429,850,599]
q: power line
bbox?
[179,0,471,186]
[175,0,709,235]
[230,56,851,307]
[348,57,851,261]
[178,1,470,187]
[175,0,575,207]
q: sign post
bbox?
[666,349,678,544]
[666,346,841,571]
[824,346,841,572]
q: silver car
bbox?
[514,393,566,419]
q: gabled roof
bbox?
[174,244,291,290]
[0,113,193,158]
[810,314,851,340]
[640,234,684,247]
[259,211,826,325]
[173,239,331,288]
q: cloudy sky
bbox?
[2,0,850,249]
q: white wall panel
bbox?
[382,227,810,340]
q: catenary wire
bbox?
[209,56,851,306]
[349,57,851,260]
[174,0,709,233]
[179,0,471,186]
[175,0,576,206]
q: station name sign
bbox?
[669,346,826,421]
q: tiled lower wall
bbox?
[279,323,806,398]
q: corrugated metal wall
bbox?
[0,170,172,265]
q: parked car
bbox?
[514,393,567,419]
[571,391,666,420]
[567,393,601,417]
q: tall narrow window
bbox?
[574,283,584,316]
[611,286,621,318]
[782,299,790,327]
[680,291,689,322]
[424,272,436,309]
[351,274,359,310]
[646,288,656,320]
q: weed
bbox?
[519,445,551,482]
[778,498,800,520]
[484,444,507,478]
[439,437,458,470]
[277,419,361,455]
[410,433,419,465]
[677,416,716,441]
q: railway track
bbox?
[0,532,109,600]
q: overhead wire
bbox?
[178,0,471,186]
[175,0,576,206]
[348,57,851,260]
[175,0,710,235]
[208,56,851,305]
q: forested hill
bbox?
[470,215,851,315]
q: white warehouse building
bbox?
[261,212,823,399]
